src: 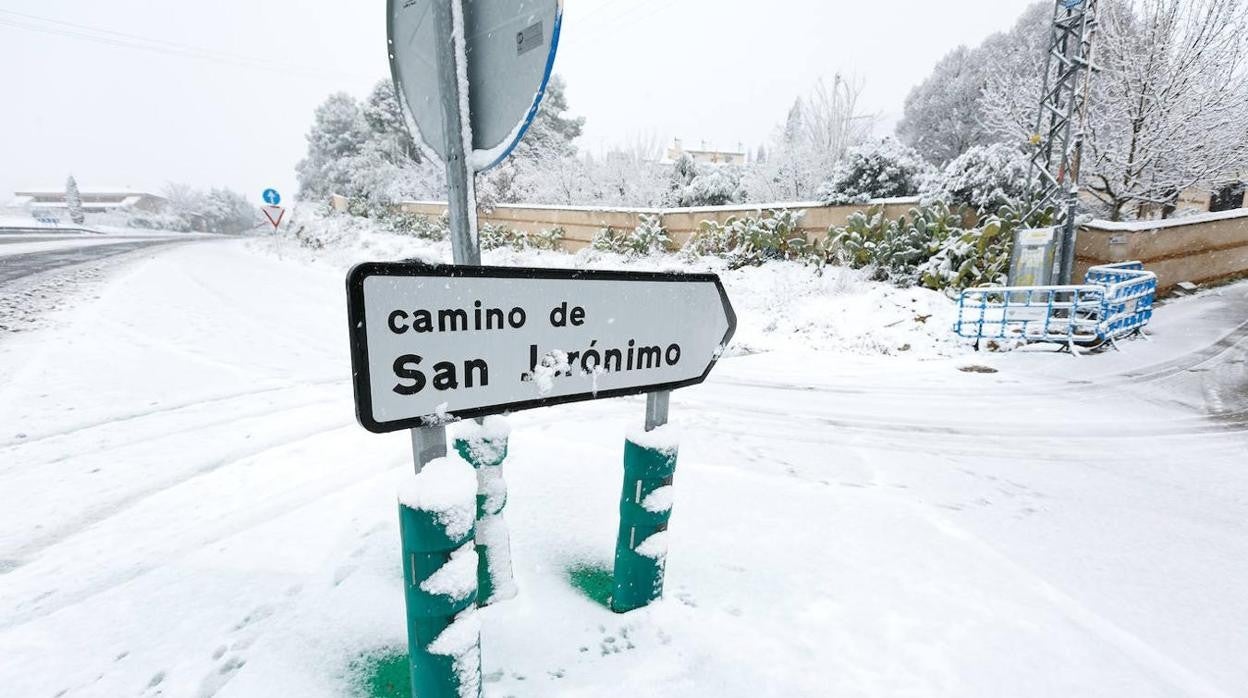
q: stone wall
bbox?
[397,198,921,252]
[1076,209,1248,293]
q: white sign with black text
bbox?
[346,263,737,433]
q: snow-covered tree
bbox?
[746,78,875,201]
[899,3,1049,163]
[296,93,371,200]
[157,184,257,234]
[1081,0,1248,219]
[818,138,931,204]
[663,153,746,207]
[65,175,85,225]
[925,142,1034,212]
[977,2,1054,143]
[896,46,992,164]
[362,80,421,165]
[478,74,586,205]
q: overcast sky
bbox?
[0,0,1039,204]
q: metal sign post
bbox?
[388,1,566,632]
[385,1,564,692]
[428,0,479,267]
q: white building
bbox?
[9,188,167,216]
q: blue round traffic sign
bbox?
[262,188,281,206]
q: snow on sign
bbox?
[387,0,563,171]
[346,262,737,433]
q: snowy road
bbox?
[0,240,1245,697]
[0,238,193,284]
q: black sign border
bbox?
[347,261,738,434]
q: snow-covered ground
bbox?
[1,225,1246,697]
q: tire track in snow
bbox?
[0,377,347,454]
[1,412,358,567]
[916,506,1240,698]
[0,423,374,630]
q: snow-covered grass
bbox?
[1,225,1246,697]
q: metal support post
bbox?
[454,418,517,605]
[399,425,480,698]
[431,0,480,266]
[612,391,676,613]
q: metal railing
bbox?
[956,262,1157,348]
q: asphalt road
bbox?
[0,239,185,286]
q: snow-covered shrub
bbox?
[915,203,1052,292]
[479,224,564,251]
[916,219,1013,291]
[663,154,747,208]
[925,142,1032,213]
[683,209,821,268]
[818,138,931,204]
[121,211,193,232]
[384,211,448,240]
[829,202,962,285]
[591,215,670,256]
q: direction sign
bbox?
[262,188,281,206]
[262,205,285,230]
[346,263,737,433]
[387,0,563,171]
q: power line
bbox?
[0,9,369,82]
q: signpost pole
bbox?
[431,0,481,267]
[399,3,482,695]
[397,426,479,698]
[611,391,677,613]
[428,0,515,605]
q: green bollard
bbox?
[611,425,678,613]
[397,456,482,698]
[453,417,517,606]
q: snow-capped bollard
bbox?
[452,416,517,606]
[397,454,482,698]
[611,423,679,613]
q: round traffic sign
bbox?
[262,188,281,206]
[387,0,563,172]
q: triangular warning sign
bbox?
[262,205,285,230]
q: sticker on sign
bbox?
[346,263,737,433]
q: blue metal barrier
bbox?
[955,262,1157,348]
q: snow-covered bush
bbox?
[683,209,821,268]
[917,203,1053,291]
[825,200,1050,292]
[153,184,258,234]
[916,219,1013,291]
[663,154,747,208]
[925,142,1032,213]
[479,224,564,251]
[591,215,670,256]
[818,137,931,205]
[829,202,962,285]
[384,211,448,240]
